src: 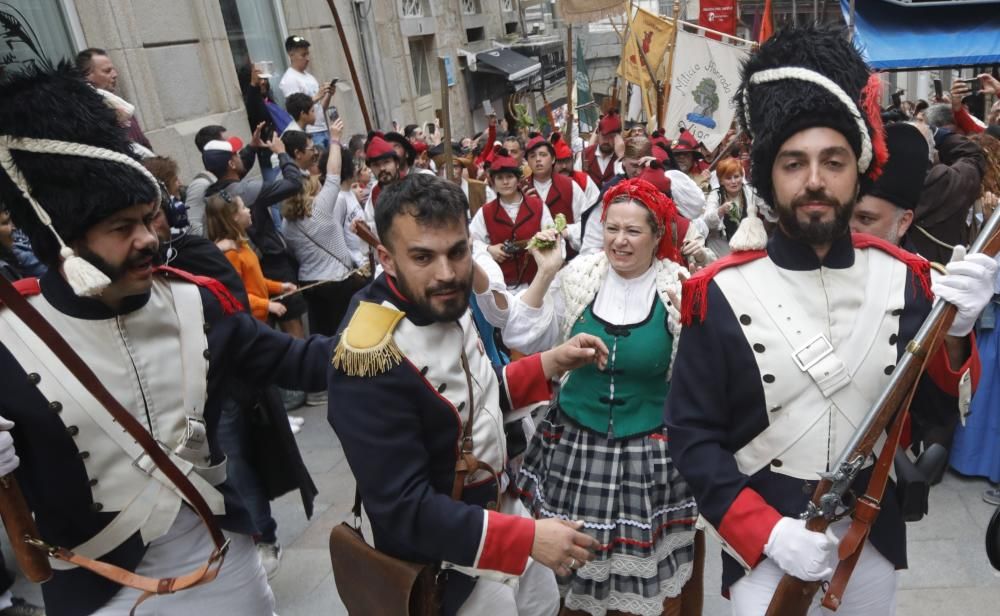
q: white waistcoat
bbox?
[714,249,906,480]
[0,278,226,567]
[391,306,510,486]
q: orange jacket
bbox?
[223,242,284,321]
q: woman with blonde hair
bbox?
[204,190,295,322]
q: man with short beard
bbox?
[360,134,404,236]
[328,173,608,614]
[0,64,333,615]
[665,26,996,616]
[582,111,621,187]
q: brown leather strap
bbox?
[0,276,228,599]
[822,385,914,610]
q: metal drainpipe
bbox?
[352,0,382,129]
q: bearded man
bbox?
[327,173,609,615]
[665,26,996,616]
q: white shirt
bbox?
[595,151,614,174]
[502,262,658,354]
[282,119,303,135]
[278,67,327,134]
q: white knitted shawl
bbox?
[558,252,687,379]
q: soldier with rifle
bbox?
[665,26,998,615]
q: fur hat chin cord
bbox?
[0,135,160,297]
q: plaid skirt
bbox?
[516,406,698,616]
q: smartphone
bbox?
[933,79,943,99]
[328,105,340,123]
[260,124,274,142]
[483,99,495,116]
[426,122,436,135]
[963,77,983,94]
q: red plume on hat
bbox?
[598,111,622,136]
[482,142,502,168]
[550,132,573,160]
[365,134,397,161]
[601,177,680,264]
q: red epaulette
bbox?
[851,233,933,300]
[155,266,244,316]
[680,251,768,325]
[0,278,42,309]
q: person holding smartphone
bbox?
[278,36,333,150]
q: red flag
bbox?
[758,0,774,44]
[699,0,737,42]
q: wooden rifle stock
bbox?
[0,475,51,583]
[766,218,1000,616]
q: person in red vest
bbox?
[582,111,622,187]
[552,132,602,256]
[672,129,712,193]
[525,134,589,257]
[470,149,554,291]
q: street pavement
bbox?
[12,403,1000,614]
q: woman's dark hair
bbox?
[375,174,468,248]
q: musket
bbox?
[765,210,1000,615]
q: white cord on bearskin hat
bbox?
[731,66,875,252]
[0,135,161,297]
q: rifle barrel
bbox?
[825,209,1000,504]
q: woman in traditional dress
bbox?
[505,178,703,616]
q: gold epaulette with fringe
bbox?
[332,301,406,377]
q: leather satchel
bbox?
[329,346,501,615]
[329,492,441,616]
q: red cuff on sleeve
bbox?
[503,354,552,408]
[476,511,535,575]
[926,335,980,396]
[718,488,783,568]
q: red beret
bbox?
[365,135,397,161]
[489,151,521,175]
[525,134,554,156]
[598,112,622,136]
[637,166,672,196]
[550,132,573,160]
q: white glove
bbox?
[762,517,839,581]
[932,245,999,337]
[0,416,19,477]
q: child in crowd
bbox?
[469,148,553,292]
[204,191,296,322]
[283,92,315,136]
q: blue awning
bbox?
[842,0,1000,70]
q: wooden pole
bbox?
[566,25,574,138]
[437,56,454,183]
[324,0,372,132]
[660,1,682,131]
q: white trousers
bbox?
[730,527,897,616]
[94,507,276,616]
[456,498,559,616]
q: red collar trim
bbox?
[385,275,411,304]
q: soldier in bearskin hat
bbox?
[665,25,996,615]
[0,63,333,615]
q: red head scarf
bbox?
[601,177,680,263]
